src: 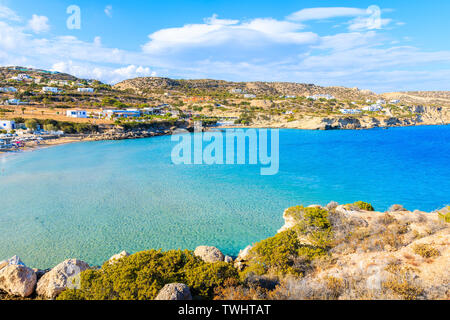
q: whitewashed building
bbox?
[5,99,21,105]
[77,88,94,93]
[244,94,256,98]
[362,105,383,112]
[0,87,17,93]
[308,94,335,101]
[66,110,88,118]
[0,120,16,131]
[340,109,362,115]
[42,87,60,93]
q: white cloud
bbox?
[143,15,316,54]
[0,4,449,91]
[28,14,50,33]
[105,5,113,18]
[51,61,156,83]
[204,14,238,26]
[0,4,21,21]
[287,7,366,21]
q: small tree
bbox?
[25,119,38,130]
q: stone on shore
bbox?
[0,255,26,271]
[36,259,90,299]
[194,246,225,263]
[108,251,130,264]
[224,255,233,263]
[0,265,37,297]
[155,283,192,300]
[234,245,253,270]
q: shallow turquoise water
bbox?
[0,126,449,269]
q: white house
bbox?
[0,120,15,131]
[42,87,60,93]
[0,87,17,93]
[66,110,87,118]
[390,99,400,104]
[376,99,386,105]
[5,99,21,105]
[244,94,256,98]
[230,89,244,94]
[77,88,94,93]
[362,105,383,112]
[102,109,141,119]
[11,74,32,81]
[308,94,335,101]
[340,109,362,115]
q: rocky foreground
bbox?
[1,202,449,300]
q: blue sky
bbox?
[1,0,449,92]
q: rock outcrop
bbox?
[108,251,130,264]
[194,246,225,263]
[234,245,253,270]
[36,259,90,299]
[155,283,192,300]
[0,255,25,270]
[0,265,37,297]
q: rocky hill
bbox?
[114,77,381,101]
[382,91,450,107]
[0,66,82,82]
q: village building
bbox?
[66,110,88,118]
[42,87,60,93]
[77,88,94,93]
[340,108,362,115]
[308,94,335,100]
[362,105,383,112]
[5,99,21,105]
[0,120,15,131]
[102,109,141,119]
[0,87,17,93]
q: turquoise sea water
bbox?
[0,126,449,269]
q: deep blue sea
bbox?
[0,126,449,269]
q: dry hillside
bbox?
[114,77,382,101]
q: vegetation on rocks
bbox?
[57,249,238,300]
[2,201,448,301]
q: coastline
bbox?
[1,202,448,300]
[2,122,448,155]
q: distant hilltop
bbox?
[1,66,449,106]
[113,76,381,102]
[114,76,450,106]
[0,66,89,83]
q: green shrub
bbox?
[352,201,375,211]
[413,244,440,258]
[246,230,303,276]
[57,249,239,300]
[185,262,239,299]
[286,205,333,248]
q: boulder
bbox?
[0,265,37,297]
[224,255,233,263]
[326,201,339,210]
[36,259,90,299]
[194,246,224,263]
[389,204,407,212]
[155,283,192,300]
[234,245,253,270]
[108,251,130,264]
